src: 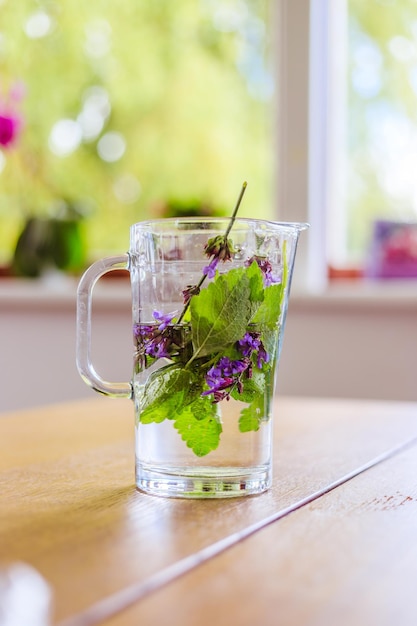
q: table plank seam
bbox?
[55,434,417,626]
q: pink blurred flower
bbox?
[0,114,21,148]
[0,82,25,149]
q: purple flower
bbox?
[203,257,219,279]
[263,271,279,286]
[139,332,173,359]
[217,356,247,376]
[152,309,177,331]
[204,235,235,262]
[204,365,224,389]
[154,337,173,359]
[257,346,270,368]
[133,324,155,338]
[202,234,235,284]
[182,284,200,305]
[212,390,231,403]
[246,255,279,287]
[202,363,234,401]
[143,336,159,357]
[202,355,252,403]
[237,331,269,370]
[134,313,179,364]
[217,357,232,373]
[238,332,261,356]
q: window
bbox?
[4,1,414,285]
[0,0,274,269]
[346,0,417,265]
[317,0,417,276]
[278,0,417,287]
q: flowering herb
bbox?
[134,182,286,457]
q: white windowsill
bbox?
[1,276,417,312]
[0,276,130,310]
[290,279,417,311]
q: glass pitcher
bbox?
[76,217,308,498]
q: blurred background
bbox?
[0,0,273,273]
[1,0,417,410]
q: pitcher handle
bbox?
[76,254,132,398]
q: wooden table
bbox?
[1,395,417,626]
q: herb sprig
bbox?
[178,181,247,322]
[134,182,285,456]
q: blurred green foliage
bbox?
[0,0,273,265]
[348,0,417,261]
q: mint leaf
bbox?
[238,394,267,432]
[174,398,222,456]
[251,283,282,328]
[139,364,195,424]
[261,327,280,361]
[231,368,265,403]
[246,260,265,309]
[190,266,263,358]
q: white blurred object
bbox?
[0,563,52,626]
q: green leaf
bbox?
[238,395,267,433]
[251,283,283,328]
[190,266,263,358]
[246,260,265,309]
[174,398,222,456]
[261,327,280,362]
[139,364,195,424]
[231,368,265,403]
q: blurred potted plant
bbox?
[12,200,86,278]
[153,198,226,219]
[0,83,87,278]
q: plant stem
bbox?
[176,273,206,324]
[224,180,247,239]
[176,181,247,324]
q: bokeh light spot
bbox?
[113,173,141,204]
[49,119,82,157]
[97,131,126,162]
[24,10,54,39]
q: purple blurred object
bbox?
[365,219,417,279]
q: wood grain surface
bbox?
[0,396,416,625]
[104,444,417,626]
